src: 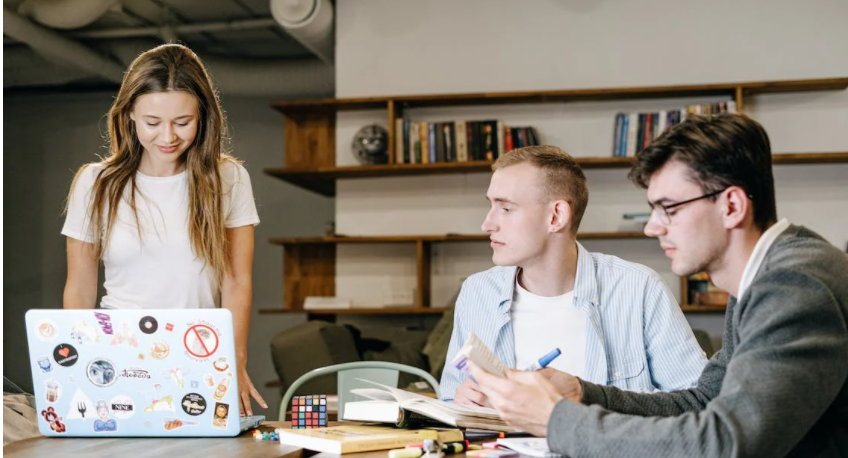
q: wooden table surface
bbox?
[3,422,481,458]
[3,423,305,458]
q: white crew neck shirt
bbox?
[511,279,587,378]
[62,161,259,309]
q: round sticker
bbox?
[181,393,207,416]
[139,316,158,334]
[36,319,58,342]
[183,325,219,359]
[109,395,135,419]
[150,341,170,360]
[53,344,79,367]
[86,358,118,387]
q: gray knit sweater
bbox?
[548,225,848,458]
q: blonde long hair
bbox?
[68,44,236,283]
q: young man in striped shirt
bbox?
[441,145,707,405]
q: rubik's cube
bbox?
[290,394,327,429]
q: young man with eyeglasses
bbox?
[468,114,848,457]
[440,145,707,406]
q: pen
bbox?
[523,348,561,371]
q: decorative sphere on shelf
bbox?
[351,124,389,165]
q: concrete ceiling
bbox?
[3,0,335,96]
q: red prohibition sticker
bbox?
[183,323,220,361]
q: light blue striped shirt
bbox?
[440,242,707,401]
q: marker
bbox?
[523,348,561,371]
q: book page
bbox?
[354,379,517,431]
[348,388,396,402]
[497,438,562,457]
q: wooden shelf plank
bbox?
[269,231,648,245]
[771,152,848,165]
[265,152,848,196]
[680,305,727,313]
[258,307,448,315]
[270,78,848,114]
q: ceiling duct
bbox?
[270,0,334,65]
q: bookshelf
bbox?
[263,77,848,316]
[266,152,848,197]
[258,232,647,316]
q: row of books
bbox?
[394,119,540,164]
[612,101,737,157]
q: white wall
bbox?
[331,0,848,347]
[2,91,333,420]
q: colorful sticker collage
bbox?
[32,312,234,434]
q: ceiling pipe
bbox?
[68,17,278,39]
[270,0,334,65]
[17,0,119,30]
[3,5,125,83]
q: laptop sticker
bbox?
[212,373,232,401]
[143,395,176,413]
[44,378,63,403]
[164,417,198,431]
[212,357,229,372]
[86,358,118,387]
[169,367,186,388]
[139,316,158,334]
[211,402,229,429]
[70,321,102,345]
[165,323,174,332]
[53,343,79,367]
[181,393,207,416]
[94,312,114,335]
[93,400,118,432]
[111,321,139,348]
[41,407,66,433]
[190,380,199,389]
[150,341,170,360]
[120,367,152,381]
[66,389,94,421]
[203,374,216,389]
[183,322,220,362]
[35,319,58,342]
[110,395,135,419]
[37,356,53,373]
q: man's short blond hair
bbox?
[492,145,589,234]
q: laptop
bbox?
[25,308,264,437]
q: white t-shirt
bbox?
[62,161,260,310]
[511,280,587,378]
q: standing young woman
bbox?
[62,44,267,416]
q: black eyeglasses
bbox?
[649,189,727,225]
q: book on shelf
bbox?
[275,424,463,454]
[393,119,540,164]
[303,296,352,310]
[612,101,737,158]
[342,379,518,432]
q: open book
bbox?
[343,379,519,432]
